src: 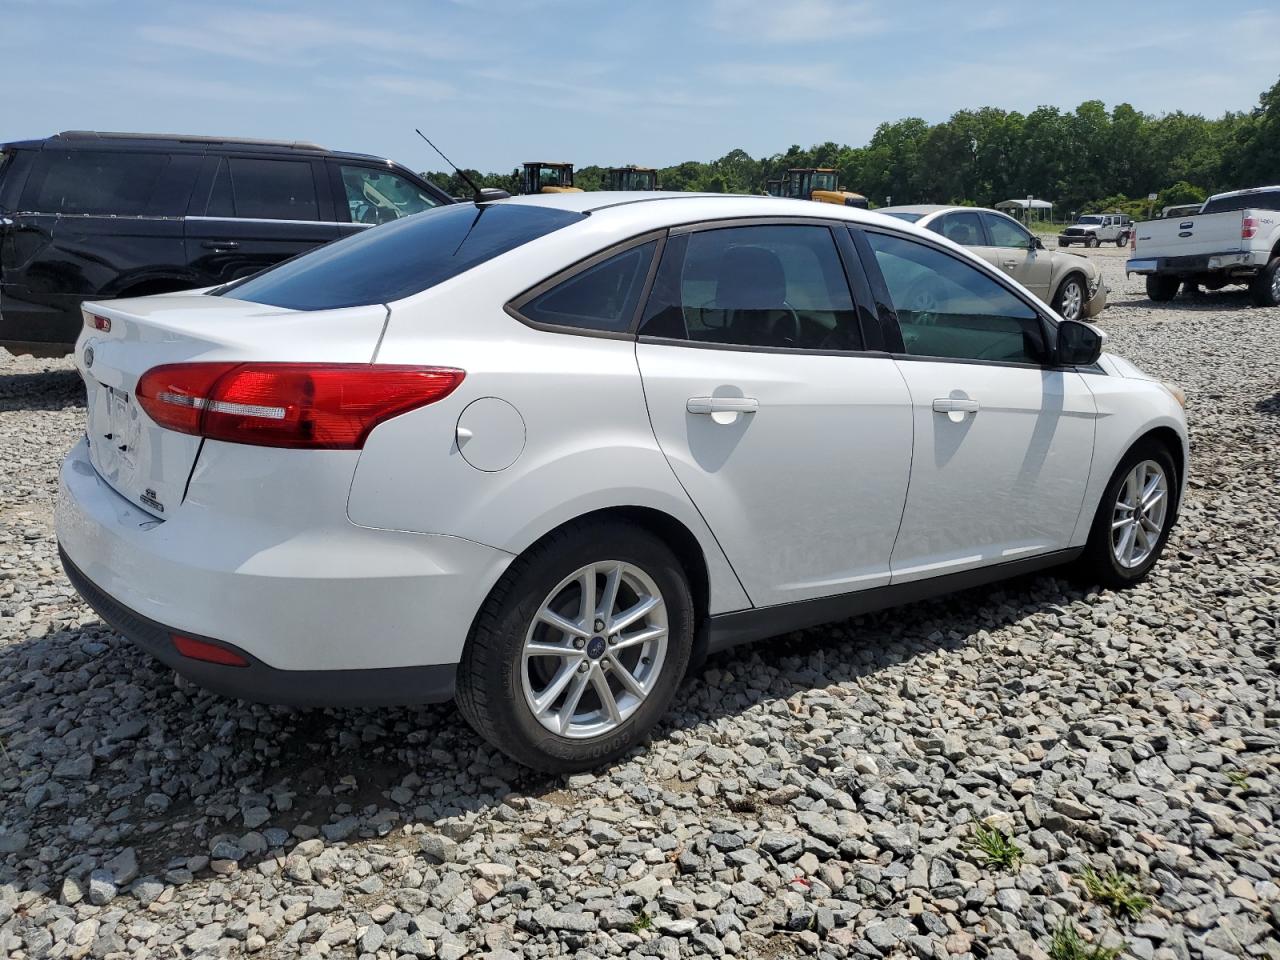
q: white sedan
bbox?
[57,193,1188,771]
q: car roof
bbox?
[0,130,404,167]
[497,190,909,228]
[879,204,953,215]
[1207,185,1280,201]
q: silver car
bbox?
[880,205,1106,321]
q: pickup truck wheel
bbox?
[1249,257,1280,307]
[1145,275,1180,302]
[1086,236,1099,248]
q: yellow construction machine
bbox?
[784,168,867,207]
[603,166,658,191]
[520,162,582,194]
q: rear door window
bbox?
[928,211,985,246]
[217,158,320,221]
[638,224,863,351]
[220,202,584,310]
[33,150,170,215]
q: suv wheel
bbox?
[1116,233,1129,247]
[1052,275,1086,321]
[1146,275,1180,302]
[455,520,694,773]
[1086,235,1100,248]
[1076,441,1177,588]
[1249,256,1280,307]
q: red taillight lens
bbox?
[172,634,249,667]
[136,363,465,449]
[1242,216,1257,240]
[87,314,112,332]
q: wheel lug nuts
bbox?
[608,635,617,645]
[594,619,605,632]
[573,638,585,649]
[578,661,589,673]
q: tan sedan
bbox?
[879,205,1106,321]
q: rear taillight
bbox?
[1129,227,1136,251]
[172,634,249,667]
[136,362,465,449]
[1242,216,1257,240]
[87,314,111,332]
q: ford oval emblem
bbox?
[83,343,95,369]
[1178,231,1193,238]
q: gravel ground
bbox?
[1,248,1277,960]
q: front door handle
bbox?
[201,240,240,250]
[1001,259,1018,268]
[932,397,980,414]
[687,397,759,415]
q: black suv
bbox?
[0,131,453,356]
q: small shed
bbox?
[996,198,1054,224]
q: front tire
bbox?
[1052,274,1086,321]
[455,520,694,773]
[1075,440,1177,589]
[1146,275,1180,302]
[1087,236,1099,248]
[1249,256,1280,307]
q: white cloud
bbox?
[139,10,478,66]
[708,0,889,42]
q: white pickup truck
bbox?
[1126,185,1280,306]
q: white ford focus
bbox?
[57,192,1188,771]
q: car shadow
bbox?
[0,369,86,412]
[1256,393,1280,416]
[0,566,1089,895]
[1108,288,1259,311]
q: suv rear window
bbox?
[1201,189,1280,214]
[220,203,584,310]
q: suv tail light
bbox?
[1242,216,1258,240]
[1129,225,1137,251]
[136,362,465,449]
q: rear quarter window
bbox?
[33,150,172,216]
[220,202,584,310]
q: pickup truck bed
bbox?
[1125,187,1280,306]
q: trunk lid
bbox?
[76,293,388,518]
[1134,211,1246,259]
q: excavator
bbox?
[520,162,581,194]
[603,166,658,191]
[783,168,868,208]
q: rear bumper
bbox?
[1126,251,1260,277]
[60,548,458,706]
[0,284,78,356]
[56,437,514,702]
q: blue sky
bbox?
[4,0,1278,174]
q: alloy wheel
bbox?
[1060,280,1083,321]
[1111,460,1168,569]
[521,561,668,739]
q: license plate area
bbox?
[88,379,142,491]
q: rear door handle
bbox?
[1001,259,1018,268]
[687,397,759,415]
[201,240,240,250]
[933,398,980,414]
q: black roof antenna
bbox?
[415,129,509,204]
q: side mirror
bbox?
[1031,236,1044,250]
[1056,319,1103,366]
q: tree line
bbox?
[427,74,1279,218]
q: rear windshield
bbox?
[1201,190,1280,214]
[220,203,584,310]
[881,211,922,223]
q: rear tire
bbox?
[1146,275,1180,302]
[1249,257,1280,307]
[1116,234,1128,247]
[455,519,694,773]
[1074,439,1178,589]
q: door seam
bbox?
[632,339,755,608]
[885,357,916,585]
